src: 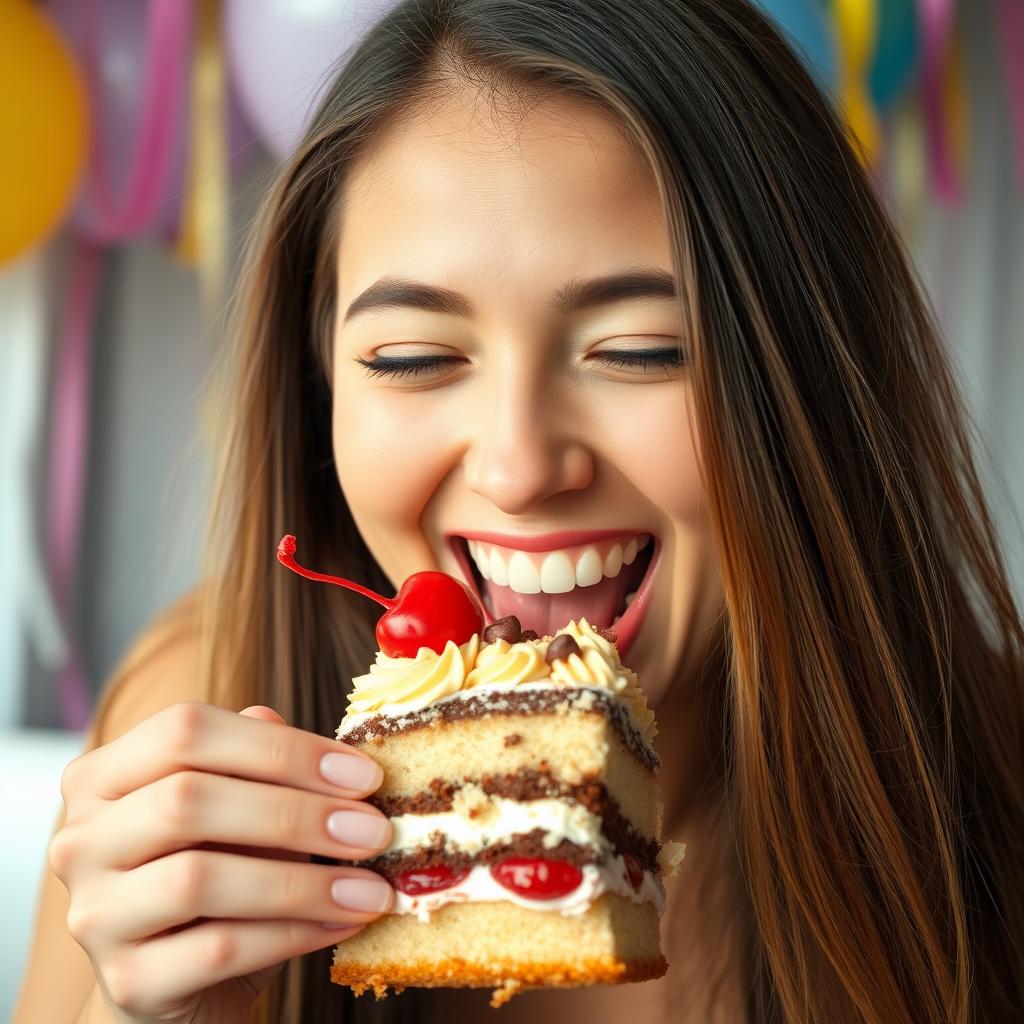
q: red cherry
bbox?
[490,857,583,900]
[623,853,644,890]
[393,865,468,895]
[276,535,483,657]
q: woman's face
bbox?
[331,86,723,704]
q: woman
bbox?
[17,1,1023,1022]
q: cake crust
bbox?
[331,892,667,1006]
[332,954,668,1008]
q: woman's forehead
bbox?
[335,89,669,312]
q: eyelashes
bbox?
[355,347,687,380]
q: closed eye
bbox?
[355,347,687,380]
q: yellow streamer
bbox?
[174,0,228,323]
[832,0,882,167]
[889,89,927,241]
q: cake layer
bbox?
[370,776,660,867]
[366,827,658,878]
[344,708,660,838]
[331,892,667,1006]
[339,684,658,772]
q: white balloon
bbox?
[224,0,401,159]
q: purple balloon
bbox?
[225,0,398,160]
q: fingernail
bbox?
[327,810,391,850]
[320,752,383,791]
[331,877,393,913]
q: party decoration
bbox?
[45,241,105,730]
[916,0,964,205]
[225,0,401,159]
[0,1,88,266]
[174,0,229,318]
[277,534,485,658]
[832,0,882,166]
[749,0,838,95]
[867,0,918,110]
[995,0,1024,194]
[48,0,193,243]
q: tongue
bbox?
[482,565,639,637]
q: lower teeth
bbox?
[624,591,638,606]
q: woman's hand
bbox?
[47,701,394,1024]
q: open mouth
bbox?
[448,531,659,659]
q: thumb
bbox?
[238,704,287,725]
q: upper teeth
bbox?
[466,535,650,596]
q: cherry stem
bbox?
[276,535,395,609]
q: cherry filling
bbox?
[393,865,469,895]
[623,853,644,890]
[490,857,584,900]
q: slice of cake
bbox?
[331,615,684,1007]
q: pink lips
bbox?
[451,528,642,552]
[445,529,658,661]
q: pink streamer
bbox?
[916,0,963,205]
[81,0,192,242]
[47,243,103,730]
[996,0,1024,195]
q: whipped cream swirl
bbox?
[344,618,656,740]
[346,633,480,716]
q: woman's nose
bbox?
[462,381,594,515]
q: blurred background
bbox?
[1,0,1022,1016]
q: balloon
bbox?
[749,0,838,94]
[225,0,400,160]
[0,1,89,266]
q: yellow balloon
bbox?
[0,0,89,266]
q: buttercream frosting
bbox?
[345,618,656,740]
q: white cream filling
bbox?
[383,789,610,858]
[392,855,666,923]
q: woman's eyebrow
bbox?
[341,267,677,324]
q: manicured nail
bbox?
[331,877,393,913]
[327,810,391,850]
[320,752,383,791]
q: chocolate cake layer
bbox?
[368,767,660,867]
[360,829,656,880]
[341,686,659,772]
[373,832,590,877]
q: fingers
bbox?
[96,917,366,1019]
[75,770,392,873]
[61,702,384,818]
[238,705,286,724]
[76,850,393,945]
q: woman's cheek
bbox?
[603,387,706,524]
[332,391,463,572]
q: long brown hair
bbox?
[197,1,1024,1021]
